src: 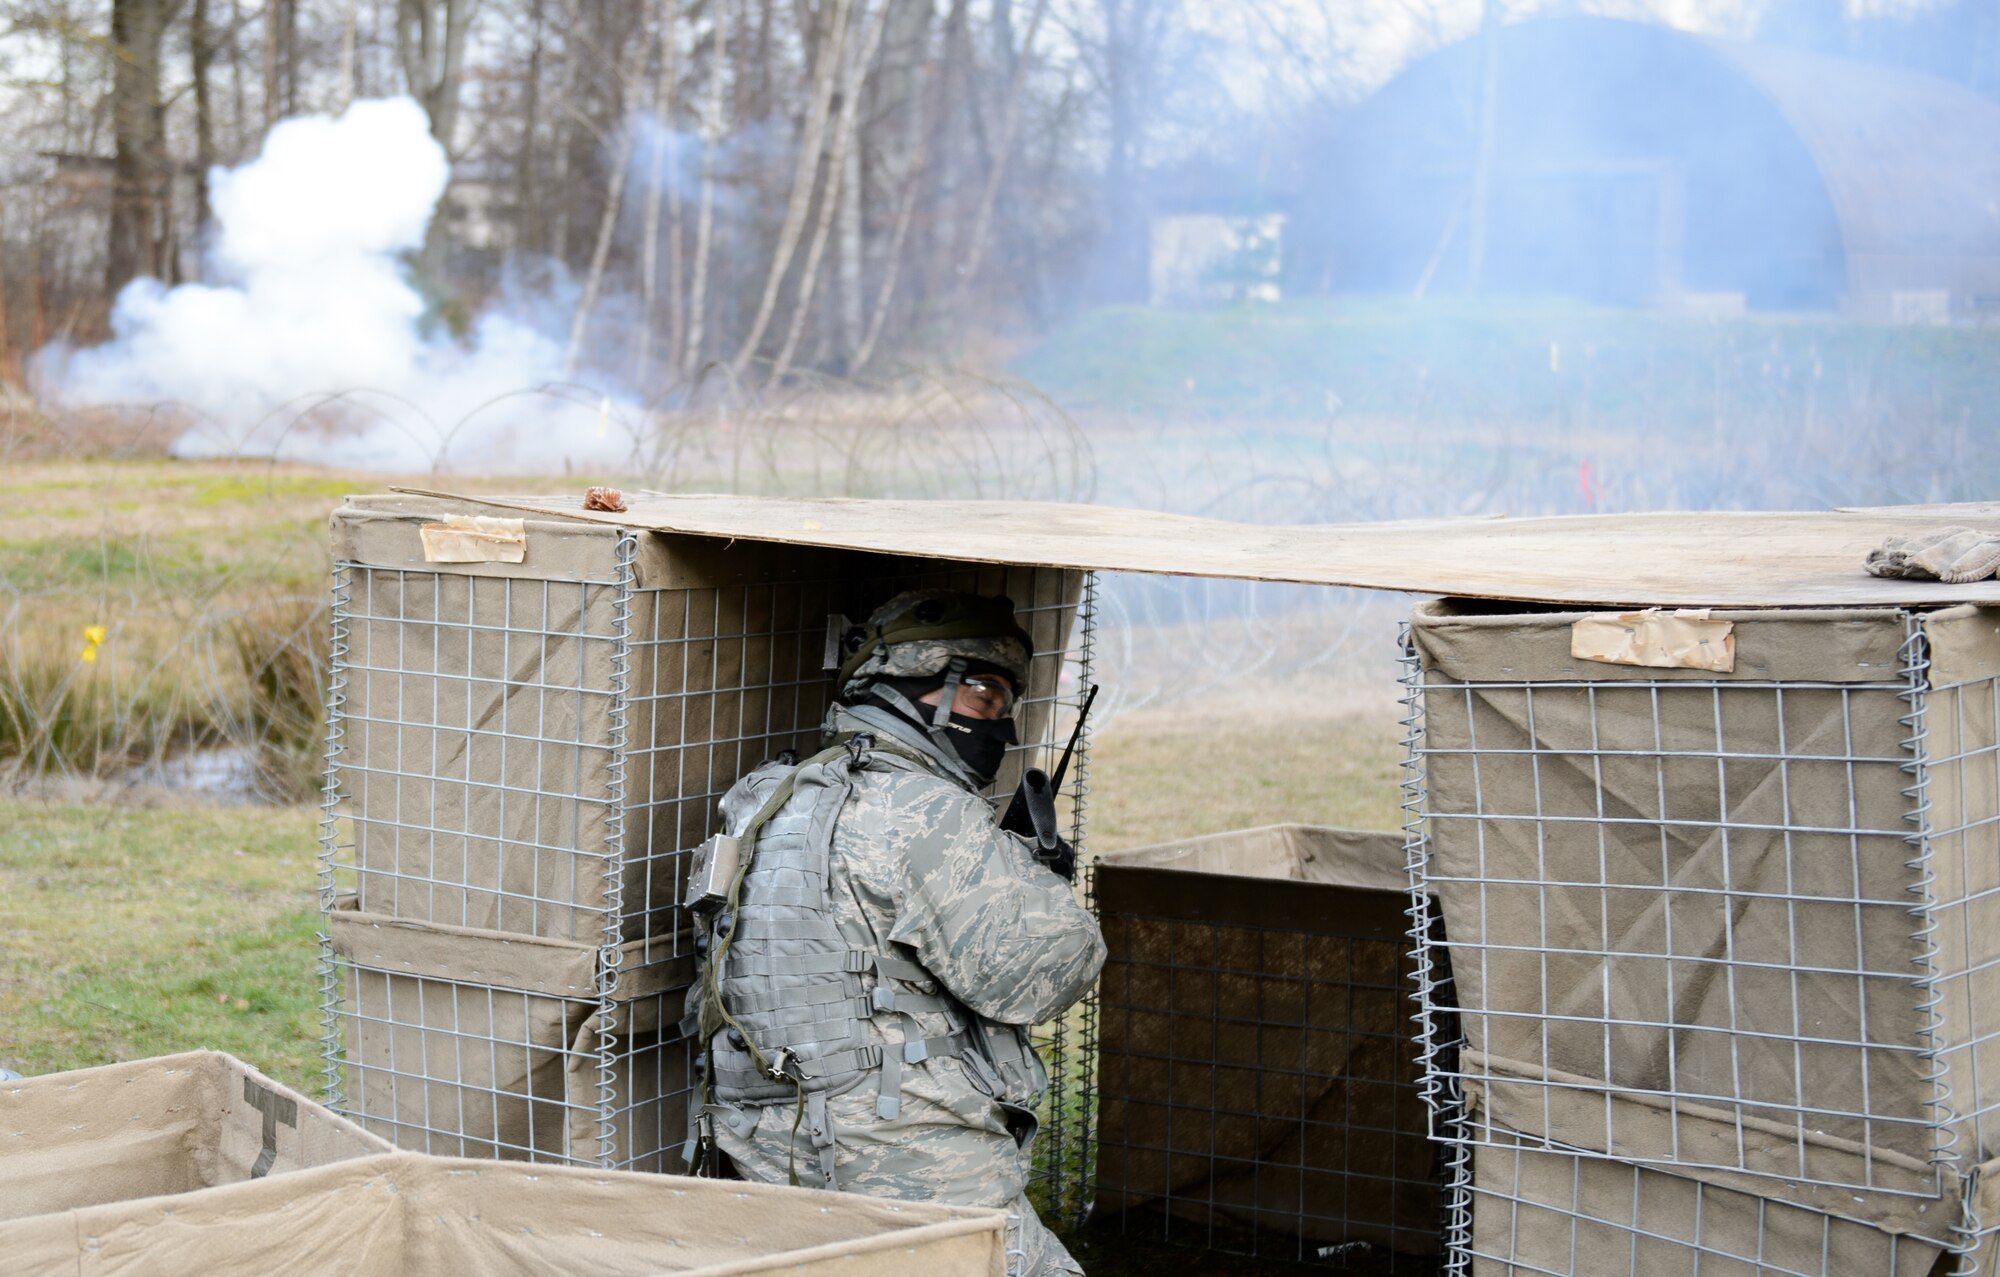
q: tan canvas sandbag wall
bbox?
[331,496,1082,949]
[0,1051,392,1221]
[1411,601,2000,1239]
[327,898,692,1166]
[1466,1132,1963,1276]
[1093,825,1441,1258]
[332,496,853,945]
[0,1152,1008,1276]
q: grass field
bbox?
[0,799,322,1081]
[0,703,1403,1088]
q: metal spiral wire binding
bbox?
[1398,622,1472,1273]
[315,562,352,1108]
[594,531,639,1168]
[1950,1164,1987,1276]
[1069,568,1100,1229]
[1899,615,1959,1186]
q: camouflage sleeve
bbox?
[869,773,1106,1026]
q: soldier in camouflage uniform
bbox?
[684,590,1105,1276]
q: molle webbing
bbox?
[691,733,1036,1187]
[699,736,976,1115]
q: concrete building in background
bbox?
[1293,16,2000,321]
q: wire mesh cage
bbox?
[1089,824,1448,1271]
[1462,1130,1965,1277]
[1399,600,2000,1269]
[324,899,694,1168]
[318,495,1100,1197]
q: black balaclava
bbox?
[867,672,1017,786]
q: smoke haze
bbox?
[38,97,627,472]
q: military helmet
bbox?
[835,590,1033,701]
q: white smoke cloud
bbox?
[39,96,637,472]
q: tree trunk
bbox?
[0,211,15,382]
[728,0,854,376]
[400,0,476,278]
[850,0,935,371]
[681,0,729,375]
[106,0,174,296]
[547,4,582,262]
[636,0,682,385]
[566,121,637,374]
[192,0,215,259]
[771,0,890,382]
[262,0,279,128]
[282,0,300,115]
[951,0,1047,310]
[339,0,359,106]
[852,132,925,373]
[227,0,246,147]
[517,0,545,254]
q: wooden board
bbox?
[390,489,2000,609]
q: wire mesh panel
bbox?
[1090,825,1445,1270]
[1463,1132,1959,1276]
[321,494,1098,1188]
[1401,600,2000,1261]
[328,496,856,955]
[325,899,694,1169]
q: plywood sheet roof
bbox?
[401,489,2000,609]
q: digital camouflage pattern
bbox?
[836,589,1034,700]
[710,701,1104,1276]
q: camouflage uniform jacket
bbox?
[705,701,1105,1275]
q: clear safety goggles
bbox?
[955,674,1017,720]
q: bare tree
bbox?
[728,0,854,375]
[770,0,890,381]
[681,0,730,375]
[397,0,474,149]
[107,0,183,295]
[636,0,684,383]
[949,0,1049,314]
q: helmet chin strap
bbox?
[929,658,967,735]
[856,663,982,786]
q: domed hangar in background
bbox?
[1298,16,2000,318]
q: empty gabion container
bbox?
[1091,823,1445,1269]
[0,1051,393,1221]
[0,1151,1011,1275]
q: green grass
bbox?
[0,704,1402,1089]
[1017,297,2000,430]
[1091,708,1405,848]
[0,800,324,1089]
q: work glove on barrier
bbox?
[1865,526,2000,583]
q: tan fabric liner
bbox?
[328,899,694,1167]
[1466,1128,1992,1276]
[391,489,2000,608]
[1096,822,1414,895]
[1415,600,2000,1245]
[0,1152,1007,1275]
[0,1052,392,1222]
[328,897,693,997]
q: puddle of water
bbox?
[114,745,268,805]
